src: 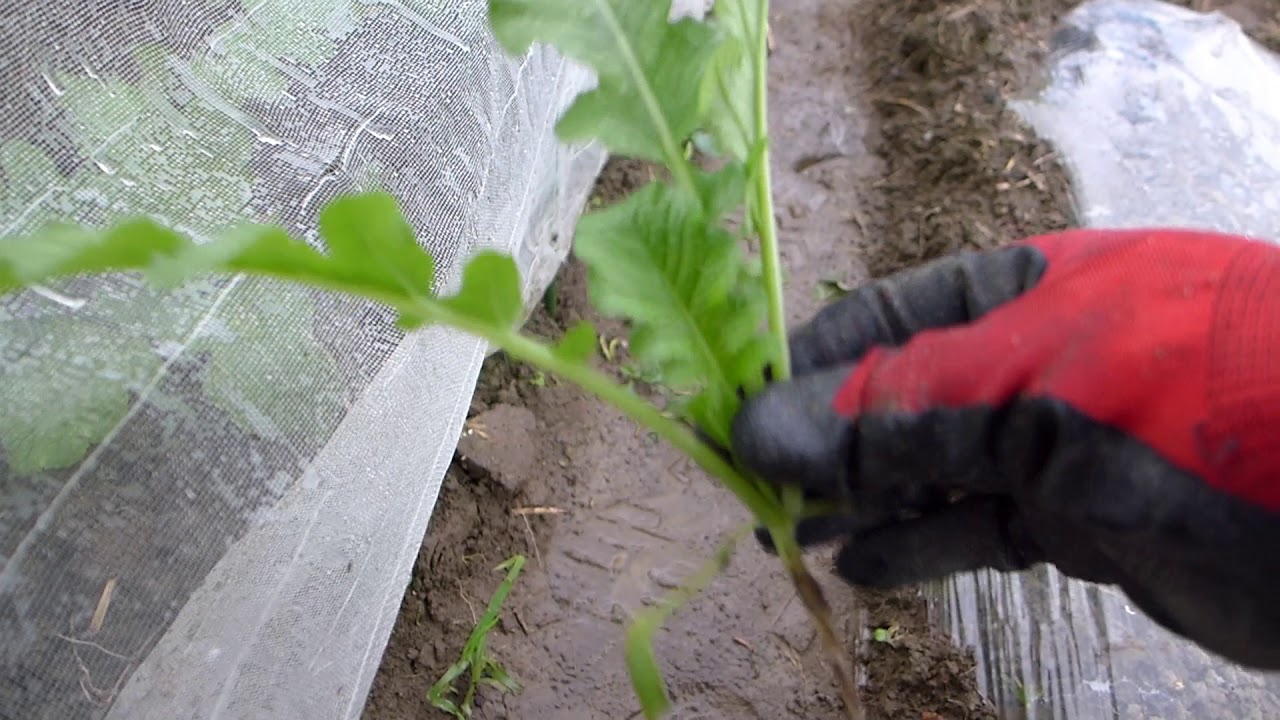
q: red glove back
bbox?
[834,229,1280,512]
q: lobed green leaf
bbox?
[487,0,720,176]
[701,0,763,161]
[574,163,774,447]
[439,252,523,330]
[0,192,543,473]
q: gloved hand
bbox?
[730,228,1280,669]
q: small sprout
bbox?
[871,624,901,645]
[428,555,527,719]
[598,334,624,363]
[1012,678,1044,707]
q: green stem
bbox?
[751,0,789,380]
[766,522,866,720]
[430,305,786,529]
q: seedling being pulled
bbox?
[0,1,861,717]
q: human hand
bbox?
[730,228,1280,669]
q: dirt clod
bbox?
[457,405,540,495]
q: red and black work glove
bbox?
[730,228,1280,669]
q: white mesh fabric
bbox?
[0,1,605,718]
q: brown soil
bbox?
[363,1,1280,719]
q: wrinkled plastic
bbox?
[0,1,609,718]
[930,1,1280,717]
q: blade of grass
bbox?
[428,555,527,718]
[626,523,752,718]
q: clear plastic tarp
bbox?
[0,1,609,718]
[932,1,1280,717]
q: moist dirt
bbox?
[362,1,1280,718]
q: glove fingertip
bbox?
[729,367,855,504]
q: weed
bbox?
[428,555,526,719]
[871,625,902,646]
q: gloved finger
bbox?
[752,487,974,554]
[732,248,1054,509]
[830,496,1043,588]
[732,361,1018,513]
[730,364,856,503]
[788,244,1047,376]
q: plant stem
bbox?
[429,305,787,529]
[768,525,865,720]
[752,0,789,380]
[432,306,870,717]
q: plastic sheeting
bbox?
[0,1,610,718]
[932,1,1280,717]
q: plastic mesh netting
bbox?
[0,1,606,718]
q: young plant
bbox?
[428,555,527,719]
[0,1,861,718]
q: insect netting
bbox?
[0,1,606,718]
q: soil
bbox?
[363,1,1280,719]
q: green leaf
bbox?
[3,192,437,317]
[316,192,434,299]
[439,252,523,330]
[0,361,130,475]
[553,321,599,363]
[191,282,345,442]
[487,0,721,171]
[626,620,671,720]
[173,193,434,309]
[482,662,522,693]
[574,164,773,446]
[0,284,210,474]
[702,0,761,161]
[1,140,61,217]
[624,525,745,719]
[190,0,355,103]
[4,191,445,331]
[40,49,258,238]
[0,220,185,293]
